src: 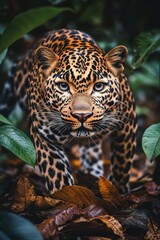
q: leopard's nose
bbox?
[72,112,92,122]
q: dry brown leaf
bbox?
[59,221,116,239]
[11,175,62,212]
[144,222,160,240]
[11,175,36,212]
[34,196,61,209]
[92,215,125,240]
[37,217,60,240]
[98,176,128,208]
[52,185,100,207]
[55,206,83,226]
[85,205,106,218]
[59,214,125,239]
[55,204,106,227]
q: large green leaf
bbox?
[142,123,160,161]
[131,30,160,69]
[0,6,71,53]
[0,212,43,240]
[0,125,36,166]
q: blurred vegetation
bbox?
[0,0,160,155]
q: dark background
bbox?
[0,0,160,52]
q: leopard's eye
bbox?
[57,82,69,91]
[93,82,106,92]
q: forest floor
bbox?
[0,148,160,240]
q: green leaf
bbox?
[132,30,160,69]
[0,211,43,240]
[0,125,36,166]
[0,48,8,64]
[0,114,12,125]
[0,6,71,53]
[130,61,160,92]
[142,123,160,161]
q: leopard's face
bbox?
[39,48,123,138]
[33,29,128,139]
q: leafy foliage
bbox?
[0,6,71,62]
[130,61,160,92]
[131,30,160,69]
[142,123,160,161]
[0,114,12,125]
[0,115,36,166]
[0,49,7,64]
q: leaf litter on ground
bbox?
[0,156,160,239]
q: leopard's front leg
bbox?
[109,117,137,194]
[34,134,74,194]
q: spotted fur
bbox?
[0,29,137,194]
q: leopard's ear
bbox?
[104,45,128,76]
[35,46,59,76]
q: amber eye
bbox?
[93,82,106,92]
[57,82,69,91]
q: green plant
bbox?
[0,6,71,63]
[142,123,160,161]
[0,114,36,166]
[131,30,160,163]
[131,29,160,70]
[129,29,160,91]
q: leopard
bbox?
[0,29,137,194]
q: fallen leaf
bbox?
[34,196,61,209]
[60,221,115,239]
[52,185,100,207]
[55,206,83,226]
[37,217,59,240]
[59,214,125,239]
[85,205,106,218]
[92,215,125,240]
[55,205,106,227]
[11,175,36,212]
[144,222,160,240]
[98,176,128,208]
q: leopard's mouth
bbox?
[70,126,96,138]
